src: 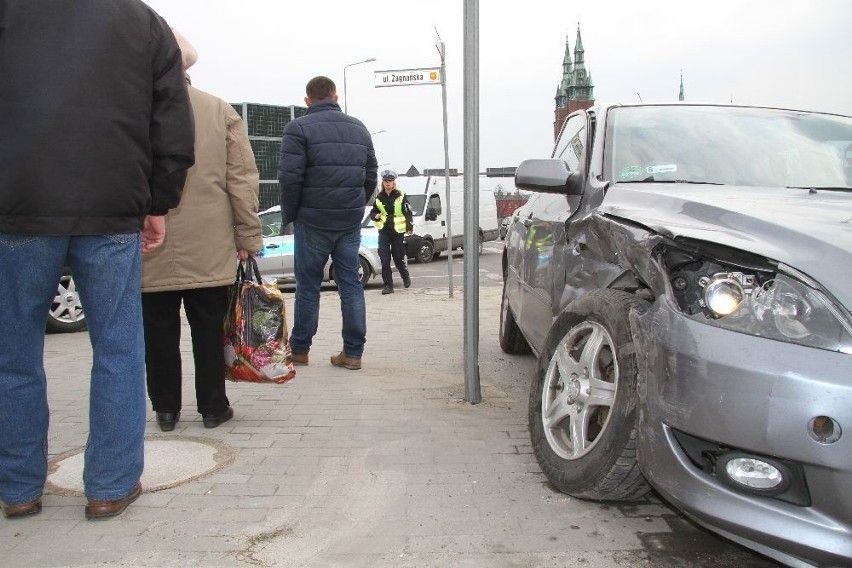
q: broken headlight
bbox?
[668,259,852,354]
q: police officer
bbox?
[371,170,413,294]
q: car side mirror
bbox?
[425,208,438,221]
[515,158,584,196]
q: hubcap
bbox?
[541,321,618,460]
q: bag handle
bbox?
[239,256,263,285]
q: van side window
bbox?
[552,113,587,173]
[427,194,442,215]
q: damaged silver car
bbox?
[500,103,852,567]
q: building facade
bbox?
[554,24,595,141]
[231,102,307,211]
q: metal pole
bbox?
[342,58,376,115]
[463,0,481,403]
[436,34,453,298]
[343,68,349,114]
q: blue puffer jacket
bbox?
[278,99,378,230]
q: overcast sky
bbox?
[142,0,852,175]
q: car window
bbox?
[407,195,427,217]
[427,194,442,215]
[606,106,852,188]
[260,211,282,237]
[553,113,587,173]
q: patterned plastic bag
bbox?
[223,258,296,384]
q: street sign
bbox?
[374,68,441,88]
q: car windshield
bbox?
[607,105,852,190]
[259,210,282,237]
[407,194,427,216]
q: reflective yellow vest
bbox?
[374,191,408,233]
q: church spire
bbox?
[574,23,585,65]
[562,33,573,76]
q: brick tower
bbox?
[554,24,595,141]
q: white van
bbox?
[395,175,500,263]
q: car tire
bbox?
[529,289,650,501]
[415,239,435,264]
[332,256,372,287]
[499,278,531,354]
[46,271,87,334]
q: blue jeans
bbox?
[0,233,145,504]
[290,222,366,359]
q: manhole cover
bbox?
[46,435,234,496]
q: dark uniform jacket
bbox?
[277,98,378,231]
[370,189,413,234]
[0,0,195,236]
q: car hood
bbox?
[600,184,852,309]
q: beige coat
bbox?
[142,86,262,292]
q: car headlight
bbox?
[669,260,852,354]
[701,275,746,317]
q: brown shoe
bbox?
[291,351,309,365]
[1,498,42,519]
[85,482,142,520]
[330,352,361,370]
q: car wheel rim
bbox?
[51,275,85,324]
[542,321,618,460]
[500,284,511,334]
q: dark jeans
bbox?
[378,230,410,288]
[142,286,231,415]
[290,221,366,359]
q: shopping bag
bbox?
[223,257,296,384]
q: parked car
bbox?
[256,205,381,286]
[501,103,852,567]
[47,269,87,333]
[499,216,511,240]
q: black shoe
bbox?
[156,411,180,432]
[402,274,411,288]
[202,407,234,429]
[382,286,394,295]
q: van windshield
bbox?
[407,195,427,216]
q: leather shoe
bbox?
[156,411,180,432]
[382,285,394,295]
[202,406,234,429]
[1,498,42,519]
[291,351,309,365]
[85,482,141,520]
[330,352,361,370]
[402,274,411,288]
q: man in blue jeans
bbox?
[278,76,378,370]
[0,1,194,519]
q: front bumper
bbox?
[635,297,852,567]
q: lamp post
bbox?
[343,57,376,114]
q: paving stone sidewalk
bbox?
[1,285,775,567]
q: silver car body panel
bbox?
[505,103,852,566]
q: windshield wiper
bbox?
[619,177,724,185]
[787,186,852,193]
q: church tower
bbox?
[554,24,595,141]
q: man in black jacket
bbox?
[278,76,378,371]
[0,0,194,520]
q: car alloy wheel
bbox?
[529,289,649,501]
[46,272,87,333]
